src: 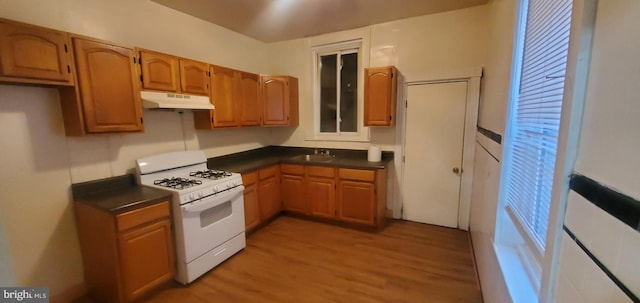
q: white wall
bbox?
[467,0,516,302]
[0,0,272,300]
[553,0,640,301]
[266,5,489,151]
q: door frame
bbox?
[396,68,481,230]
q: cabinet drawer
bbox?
[242,171,258,186]
[259,165,279,180]
[280,164,304,175]
[339,168,375,182]
[116,202,170,232]
[307,166,335,178]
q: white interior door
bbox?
[402,81,468,228]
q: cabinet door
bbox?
[73,38,143,133]
[307,176,336,219]
[364,66,397,126]
[210,65,239,127]
[243,182,260,231]
[179,58,209,95]
[282,174,307,214]
[118,219,174,302]
[0,20,73,84]
[338,180,376,225]
[239,72,261,126]
[257,170,281,221]
[261,76,289,125]
[139,50,179,92]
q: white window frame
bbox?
[310,39,369,142]
[494,0,575,301]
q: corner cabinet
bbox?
[0,18,74,86]
[74,202,175,303]
[59,36,143,136]
[138,49,209,96]
[261,75,299,126]
[364,66,398,126]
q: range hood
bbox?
[140,91,214,110]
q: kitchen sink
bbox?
[289,154,336,162]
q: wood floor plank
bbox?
[139,216,483,303]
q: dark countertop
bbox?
[207,146,394,174]
[71,146,392,214]
[71,174,172,214]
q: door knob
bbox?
[453,167,461,174]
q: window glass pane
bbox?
[340,53,358,132]
[320,54,337,133]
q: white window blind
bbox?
[504,0,573,254]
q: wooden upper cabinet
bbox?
[209,65,239,127]
[239,72,261,126]
[194,67,262,129]
[179,58,209,95]
[364,66,398,126]
[0,18,73,85]
[139,50,179,92]
[261,75,299,126]
[138,49,209,95]
[59,36,143,135]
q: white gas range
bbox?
[136,150,245,284]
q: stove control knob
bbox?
[227,182,233,189]
[212,186,219,193]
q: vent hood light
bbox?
[140,91,214,110]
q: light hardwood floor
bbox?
[138,216,483,303]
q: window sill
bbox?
[494,243,539,303]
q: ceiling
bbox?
[151,0,488,42]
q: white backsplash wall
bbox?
[553,1,640,302]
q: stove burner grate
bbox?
[189,170,232,180]
[153,177,202,190]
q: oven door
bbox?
[179,185,245,263]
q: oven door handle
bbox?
[182,186,244,213]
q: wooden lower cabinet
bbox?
[307,176,336,218]
[74,201,174,303]
[281,164,307,214]
[337,180,376,225]
[337,168,387,227]
[118,220,174,302]
[257,165,282,221]
[241,172,260,231]
[242,164,387,233]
